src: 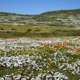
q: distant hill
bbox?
[0,9,80,28]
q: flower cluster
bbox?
[0,37,80,80]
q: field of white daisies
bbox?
[0,37,80,80]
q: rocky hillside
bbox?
[0,9,80,27]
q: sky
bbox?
[0,0,80,15]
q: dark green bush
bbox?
[27,29,32,32]
[0,28,4,30]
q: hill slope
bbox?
[0,9,80,27]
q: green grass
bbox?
[0,24,80,38]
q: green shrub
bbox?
[11,28,16,30]
[0,28,4,30]
[27,29,32,32]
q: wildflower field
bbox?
[0,37,80,80]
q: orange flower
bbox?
[47,62,53,66]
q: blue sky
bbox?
[0,0,80,14]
